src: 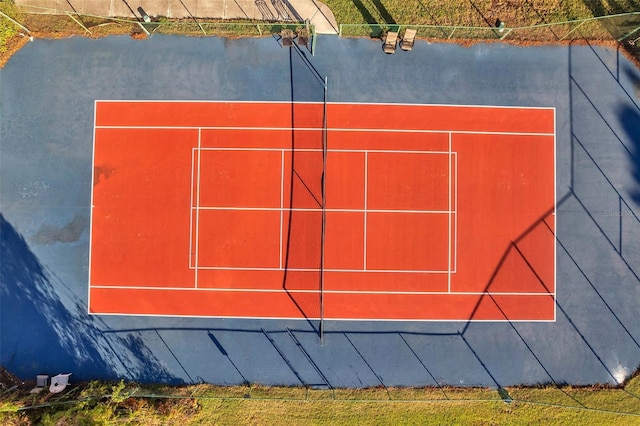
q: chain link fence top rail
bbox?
[5,4,640,44]
[6,4,312,38]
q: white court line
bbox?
[194,129,202,288]
[89,311,557,322]
[330,128,555,137]
[326,101,556,110]
[92,101,556,321]
[448,133,452,293]
[280,149,285,269]
[454,152,458,273]
[195,147,457,154]
[364,149,457,277]
[192,266,450,273]
[95,100,323,104]
[194,206,455,214]
[553,107,557,322]
[95,125,555,137]
[189,148,195,269]
[95,99,554,110]
[87,100,98,313]
[363,151,368,270]
[90,285,555,297]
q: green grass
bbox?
[324,0,639,44]
[2,376,640,425]
[323,0,598,28]
[0,0,21,53]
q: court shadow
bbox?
[458,194,640,392]
[620,104,640,203]
[563,0,640,63]
[281,131,324,332]
[120,0,139,19]
[281,45,326,335]
[64,0,80,15]
[350,0,382,37]
[456,202,557,332]
[453,44,640,391]
[626,65,640,99]
[621,65,640,202]
[467,0,495,29]
[177,0,204,29]
[207,332,249,385]
[0,214,180,383]
[369,0,396,25]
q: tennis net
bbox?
[282,44,328,343]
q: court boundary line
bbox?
[280,150,285,269]
[193,207,457,213]
[455,153,458,272]
[90,311,556,323]
[189,148,195,269]
[448,132,452,292]
[189,267,452,273]
[95,125,555,137]
[195,148,463,154]
[90,101,557,321]
[363,151,368,269]
[194,129,202,288]
[190,148,457,274]
[553,108,558,322]
[95,99,556,111]
[87,100,97,314]
[90,285,555,296]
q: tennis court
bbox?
[89,101,555,321]
[3,34,640,387]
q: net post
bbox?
[320,75,328,346]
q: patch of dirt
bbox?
[0,366,22,391]
[0,33,31,68]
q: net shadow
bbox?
[282,45,327,336]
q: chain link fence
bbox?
[4,4,312,37]
[3,5,640,57]
[338,12,640,45]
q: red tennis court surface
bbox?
[89,101,556,321]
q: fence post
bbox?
[499,27,513,40]
[65,12,92,34]
[137,21,150,36]
[618,25,640,42]
[196,19,206,36]
[559,19,588,41]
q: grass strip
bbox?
[2,375,640,425]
